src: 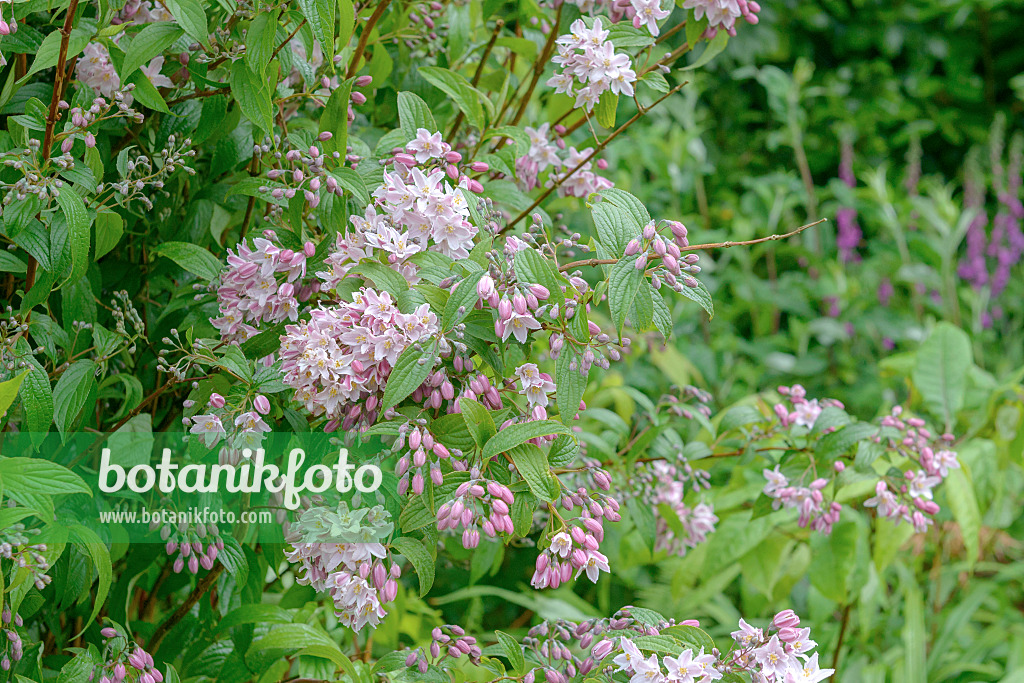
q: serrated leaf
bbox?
[815,422,878,461]
[443,270,485,331]
[481,420,573,461]
[495,631,525,674]
[349,261,409,297]
[230,60,274,134]
[677,278,714,319]
[153,241,224,280]
[457,397,496,448]
[943,468,980,569]
[54,188,91,289]
[608,257,646,335]
[592,202,634,258]
[165,0,209,46]
[0,458,91,496]
[594,90,618,128]
[505,443,560,502]
[53,360,97,438]
[122,23,184,77]
[94,210,124,259]
[390,536,435,597]
[912,322,971,429]
[396,92,437,142]
[419,66,487,131]
[555,346,587,421]
[380,340,438,414]
[297,0,336,62]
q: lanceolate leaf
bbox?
[380,340,438,414]
[390,537,435,597]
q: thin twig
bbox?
[556,219,828,271]
[508,4,563,127]
[271,18,307,63]
[148,564,225,653]
[346,0,393,79]
[831,603,852,675]
[501,82,688,233]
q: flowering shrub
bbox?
[0,0,1020,681]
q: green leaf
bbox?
[217,604,293,632]
[0,458,91,496]
[244,10,280,75]
[660,624,716,652]
[0,370,29,420]
[681,30,728,71]
[0,251,27,274]
[443,270,485,331]
[55,188,92,289]
[17,341,53,435]
[296,645,357,680]
[591,202,634,257]
[68,524,111,629]
[594,90,618,128]
[912,322,971,429]
[513,248,565,308]
[53,360,98,438]
[230,60,275,134]
[943,467,980,569]
[380,340,438,414]
[22,29,90,83]
[390,536,435,597]
[418,66,487,130]
[122,23,184,77]
[607,256,645,335]
[94,210,124,259]
[457,397,496,449]
[320,78,355,157]
[555,346,587,422]
[481,420,573,461]
[165,0,209,46]
[153,241,224,280]
[396,92,437,141]
[677,278,714,319]
[297,0,336,62]
[902,574,927,683]
[495,631,525,674]
[505,443,560,502]
[814,422,878,461]
[626,496,656,552]
[349,261,409,298]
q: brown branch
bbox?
[148,564,225,654]
[509,4,563,128]
[501,82,688,233]
[557,219,828,272]
[28,0,81,295]
[271,18,307,63]
[346,0,393,79]
[831,603,852,675]
[448,19,504,140]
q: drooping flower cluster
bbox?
[403,625,483,674]
[530,491,621,589]
[92,627,163,683]
[151,518,225,574]
[212,236,313,344]
[727,611,834,683]
[0,524,50,591]
[771,384,843,429]
[436,472,516,548]
[0,603,25,672]
[864,406,959,533]
[625,219,704,293]
[279,288,439,430]
[548,18,637,111]
[184,390,273,455]
[284,504,399,631]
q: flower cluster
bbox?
[279,288,439,430]
[403,625,483,673]
[530,493,620,589]
[436,473,516,548]
[284,504,399,631]
[212,235,313,343]
[0,604,25,672]
[0,524,50,590]
[681,0,761,37]
[727,611,834,683]
[864,406,959,533]
[151,519,225,574]
[625,220,704,293]
[183,390,273,455]
[548,18,637,111]
[771,384,843,429]
[94,627,164,683]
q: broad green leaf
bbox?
[419,66,487,130]
[297,0,336,62]
[244,11,280,75]
[390,536,435,597]
[396,92,437,142]
[230,60,274,134]
[481,420,573,460]
[0,370,29,420]
[68,524,111,629]
[55,188,92,289]
[94,210,124,259]
[677,278,714,319]
[153,241,224,280]
[380,340,438,413]
[912,322,971,429]
[505,443,560,502]
[607,256,646,335]
[495,631,525,674]
[165,0,209,46]
[626,496,656,552]
[591,202,634,258]
[555,346,587,422]
[443,270,485,331]
[814,422,878,461]
[320,78,355,157]
[594,90,618,128]
[53,360,98,438]
[122,23,184,77]
[943,467,980,569]
[456,397,496,448]
[681,30,728,71]
[0,458,91,496]
[349,261,409,297]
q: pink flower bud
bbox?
[253,395,270,415]
[470,162,489,172]
[445,150,462,163]
[208,393,225,409]
[624,239,640,256]
[355,75,373,87]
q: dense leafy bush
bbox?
[0,0,1021,681]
